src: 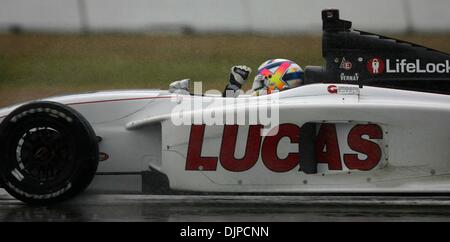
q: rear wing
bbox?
[304,9,450,95]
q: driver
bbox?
[223,58,304,97]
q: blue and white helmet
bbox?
[252,58,304,95]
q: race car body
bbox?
[0,9,449,204]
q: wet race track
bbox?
[1,189,450,221]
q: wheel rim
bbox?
[7,122,79,190]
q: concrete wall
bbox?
[0,0,449,34]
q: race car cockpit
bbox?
[304,9,450,95]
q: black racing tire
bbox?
[0,101,99,205]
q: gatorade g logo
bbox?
[367,58,385,75]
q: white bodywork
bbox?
[1,84,449,193]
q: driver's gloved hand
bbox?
[223,65,252,97]
[229,65,252,88]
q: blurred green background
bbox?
[1,34,450,107]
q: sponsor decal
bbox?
[185,123,383,173]
[386,59,450,74]
[327,85,337,94]
[315,124,383,171]
[367,58,450,75]
[328,85,359,95]
[340,73,359,81]
[367,57,385,75]
[337,86,360,95]
[339,57,352,70]
[99,152,109,162]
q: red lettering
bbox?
[262,124,300,172]
[185,125,218,171]
[315,124,342,170]
[185,123,384,173]
[344,124,383,171]
[220,125,262,172]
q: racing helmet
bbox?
[252,59,304,95]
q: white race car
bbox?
[0,9,449,204]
